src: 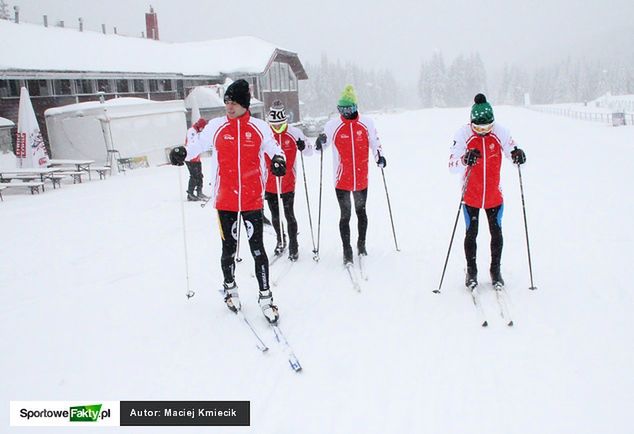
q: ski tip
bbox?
[482,321,488,327]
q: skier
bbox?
[169,79,287,323]
[315,85,386,265]
[264,100,312,261]
[448,93,527,289]
[184,117,209,201]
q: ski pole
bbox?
[235,212,242,263]
[177,166,195,299]
[517,162,537,290]
[300,151,317,253]
[433,168,473,294]
[314,145,324,262]
[380,165,400,252]
[275,176,286,253]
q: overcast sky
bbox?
[13,0,634,84]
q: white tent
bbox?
[45,97,187,167]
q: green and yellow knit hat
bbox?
[338,85,358,107]
[470,93,494,125]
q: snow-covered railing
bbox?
[527,105,634,126]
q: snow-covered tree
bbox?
[0,1,11,20]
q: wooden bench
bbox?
[48,173,68,189]
[90,166,112,180]
[3,181,45,194]
[56,171,85,184]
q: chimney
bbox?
[13,5,19,23]
[78,17,83,31]
[102,23,106,34]
[145,6,159,40]
[43,15,48,27]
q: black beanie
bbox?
[224,79,251,109]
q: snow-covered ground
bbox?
[2,106,633,433]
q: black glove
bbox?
[296,138,305,152]
[511,147,526,165]
[169,146,187,166]
[462,149,481,166]
[315,133,327,151]
[377,155,387,168]
[271,155,286,177]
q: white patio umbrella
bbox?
[16,87,49,168]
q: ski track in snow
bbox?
[1,107,633,433]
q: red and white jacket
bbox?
[186,111,284,212]
[449,123,516,209]
[185,127,201,163]
[321,114,383,192]
[264,125,312,194]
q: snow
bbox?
[0,20,282,76]
[0,116,15,128]
[1,107,633,433]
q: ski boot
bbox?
[258,290,279,324]
[465,266,478,290]
[196,191,210,201]
[288,236,299,262]
[223,281,241,313]
[357,240,367,256]
[187,192,200,201]
[343,245,354,266]
[273,235,287,256]
[490,266,505,289]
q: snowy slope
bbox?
[1,107,633,434]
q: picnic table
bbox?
[48,159,96,180]
[0,168,62,192]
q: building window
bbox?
[159,79,172,92]
[53,79,72,95]
[270,62,281,91]
[148,80,159,92]
[26,80,50,97]
[75,79,93,94]
[97,79,113,93]
[289,68,297,91]
[280,63,290,91]
[133,80,146,92]
[116,79,129,93]
[0,80,20,97]
[260,71,271,92]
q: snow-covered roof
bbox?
[44,97,185,118]
[0,116,15,128]
[0,20,299,77]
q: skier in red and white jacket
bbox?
[449,93,526,289]
[184,117,208,202]
[264,100,312,261]
[169,79,286,324]
[315,85,386,265]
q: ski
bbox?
[218,289,269,352]
[272,259,294,287]
[358,254,369,281]
[493,283,514,326]
[269,249,287,268]
[270,323,302,372]
[468,283,488,327]
[344,263,362,292]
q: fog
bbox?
[12,0,633,85]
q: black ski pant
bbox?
[185,161,203,195]
[265,191,298,247]
[217,209,269,291]
[335,188,368,251]
[463,204,504,273]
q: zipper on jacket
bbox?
[350,123,356,190]
[237,119,242,212]
[481,136,487,209]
